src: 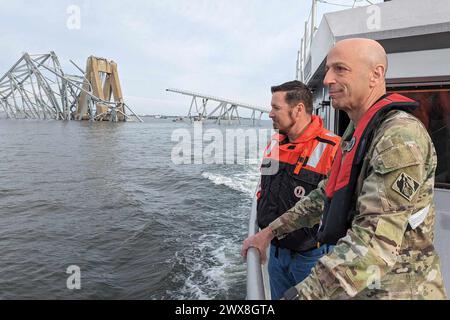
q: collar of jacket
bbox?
[275,115,324,144]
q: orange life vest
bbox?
[257,115,341,252]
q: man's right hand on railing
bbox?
[241,227,275,264]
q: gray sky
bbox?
[0,0,381,116]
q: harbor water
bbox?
[0,118,271,299]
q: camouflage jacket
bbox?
[269,110,447,299]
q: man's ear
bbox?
[296,102,305,115]
[370,64,385,86]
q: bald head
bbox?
[334,38,388,76]
[323,38,388,124]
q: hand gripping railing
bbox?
[245,188,266,300]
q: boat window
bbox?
[388,89,450,189]
[315,104,329,129]
[335,110,349,137]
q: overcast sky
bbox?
[0,0,381,116]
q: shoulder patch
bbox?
[391,172,420,201]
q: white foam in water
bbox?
[167,251,210,300]
[179,273,210,300]
[172,234,246,299]
[202,239,246,288]
[202,167,259,196]
[200,240,233,291]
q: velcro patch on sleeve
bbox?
[391,172,421,202]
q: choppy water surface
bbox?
[0,118,271,299]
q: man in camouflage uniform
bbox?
[242,38,447,299]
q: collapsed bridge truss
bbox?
[0,52,142,122]
[166,88,270,125]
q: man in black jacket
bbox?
[257,80,340,299]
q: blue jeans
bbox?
[268,244,333,300]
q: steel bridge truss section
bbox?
[166,88,268,125]
[0,52,143,122]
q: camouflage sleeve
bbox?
[293,116,434,299]
[268,178,327,238]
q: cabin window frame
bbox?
[387,86,450,190]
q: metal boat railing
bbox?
[245,190,450,299]
[245,189,266,300]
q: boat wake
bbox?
[201,170,259,196]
